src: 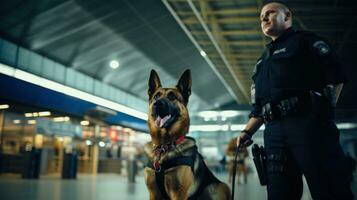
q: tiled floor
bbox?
[0,171,355,200]
[0,173,149,200]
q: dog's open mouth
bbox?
[155,114,171,128]
[152,99,179,128]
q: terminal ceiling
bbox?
[0,0,356,122]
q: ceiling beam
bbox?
[178,7,259,16]
[162,0,243,104]
[198,40,262,46]
[208,53,261,59]
[183,16,259,24]
[188,0,250,102]
[222,30,261,36]
[192,30,262,36]
[170,0,253,2]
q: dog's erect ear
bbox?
[148,70,162,98]
[176,69,192,103]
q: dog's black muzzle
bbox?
[153,98,179,128]
[153,99,176,116]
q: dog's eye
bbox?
[167,92,177,101]
[154,93,161,101]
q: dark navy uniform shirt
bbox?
[250,27,347,117]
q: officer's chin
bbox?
[262,27,272,35]
[264,30,280,39]
[262,30,272,37]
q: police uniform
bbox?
[250,27,353,199]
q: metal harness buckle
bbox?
[153,160,161,172]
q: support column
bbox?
[91,125,100,175]
[91,145,99,175]
[0,111,5,153]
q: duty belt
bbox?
[262,96,309,123]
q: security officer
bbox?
[236,1,354,199]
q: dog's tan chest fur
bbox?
[144,138,195,164]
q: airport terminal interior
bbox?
[0,0,357,199]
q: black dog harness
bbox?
[146,137,214,200]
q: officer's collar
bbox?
[267,27,296,48]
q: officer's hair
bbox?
[263,1,293,15]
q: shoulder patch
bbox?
[313,40,330,55]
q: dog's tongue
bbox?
[155,115,171,128]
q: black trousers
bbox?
[264,112,354,200]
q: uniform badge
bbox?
[313,40,330,55]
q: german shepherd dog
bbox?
[144,69,231,200]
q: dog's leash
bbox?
[231,144,241,200]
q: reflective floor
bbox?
[0,171,355,200]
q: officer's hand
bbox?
[236,131,253,148]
